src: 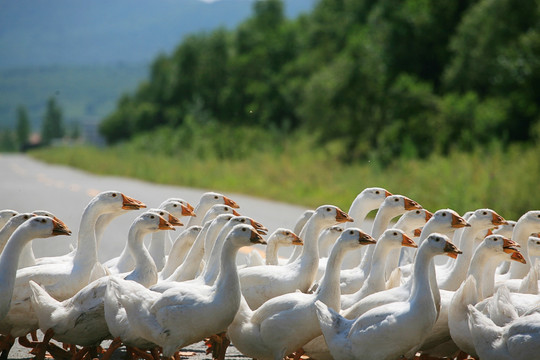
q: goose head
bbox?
[424,233,462,258]
[228,216,268,235]
[0,209,18,228]
[382,195,422,218]
[337,228,377,250]
[32,210,69,229]
[468,209,508,230]
[134,212,176,233]
[379,228,417,249]
[226,224,267,247]
[356,187,393,208]
[516,210,540,235]
[159,200,196,219]
[318,226,343,253]
[313,205,354,226]
[201,192,240,209]
[202,204,241,224]
[269,228,303,246]
[7,213,36,227]
[396,209,433,232]
[25,216,72,238]
[159,198,195,213]
[426,209,470,234]
[89,191,146,214]
[527,233,540,259]
[493,220,516,238]
[147,208,183,227]
[480,234,522,259]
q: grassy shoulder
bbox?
[29,132,539,222]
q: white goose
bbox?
[0,213,36,254]
[0,210,18,229]
[158,225,202,280]
[0,216,71,321]
[505,210,540,279]
[339,195,422,295]
[448,235,524,357]
[0,191,145,345]
[182,192,239,228]
[227,229,376,360]
[109,205,185,275]
[467,303,540,360]
[239,205,353,309]
[246,228,303,267]
[103,224,265,358]
[27,212,175,359]
[147,201,195,271]
[437,209,508,291]
[315,233,462,360]
[340,229,417,309]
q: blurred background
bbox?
[1,0,539,220]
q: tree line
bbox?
[93,0,539,163]
[0,97,80,152]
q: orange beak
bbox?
[510,252,527,264]
[250,229,266,245]
[168,214,183,227]
[413,228,422,237]
[444,240,462,259]
[503,237,521,254]
[51,218,72,236]
[451,214,470,228]
[181,205,196,217]
[359,231,376,245]
[491,212,508,226]
[232,208,241,216]
[424,210,433,222]
[336,208,354,223]
[158,216,175,231]
[384,190,393,197]
[121,194,147,210]
[401,233,417,248]
[250,219,268,235]
[223,196,240,209]
[404,198,422,211]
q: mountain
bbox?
[0,0,316,132]
[0,0,316,68]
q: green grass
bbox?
[29,138,540,221]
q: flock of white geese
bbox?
[0,188,540,360]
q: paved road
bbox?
[0,153,310,359]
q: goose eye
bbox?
[214,196,219,200]
[537,214,540,218]
[442,213,446,216]
[285,232,290,235]
[435,237,440,242]
[416,210,420,214]
[151,215,155,219]
[241,219,246,223]
[173,204,178,207]
[41,219,46,223]
[375,191,380,194]
[394,198,399,202]
[393,232,397,236]
[349,230,354,235]
[326,208,331,212]
[537,241,540,245]
[224,207,229,211]
[483,211,487,215]
[112,193,117,197]
[242,228,246,232]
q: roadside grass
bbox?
[29,141,539,221]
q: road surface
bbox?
[0,153,311,359]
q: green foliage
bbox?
[41,97,65,145]
[16,105,31,149]
[0,128,17,152]
[29,138,540,220]
[97,0,540,167]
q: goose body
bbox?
[104,224,265,357]
[28,212,174,347]
[0,191,144,339]
[228,229,376,360]
[316,233,462,360]
[239,205,353,309]
[158,225,202,280]
[0,216,71,321]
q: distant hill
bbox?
[0,0,316,68]
[0,0,316,132]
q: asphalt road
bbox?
[0,153,309,359]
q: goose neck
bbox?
[148,231,166,270]
[73,202,101,265]
[214,241,242,303]
[203,223,234,285]
[0,225,32,282]
[508,221,534,279]
[364,240,395,291]
[345,195,372,229]
[316,242,349,310]
[409,245,436,308]
[265,240,280,265]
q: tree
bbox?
[41,97,65,145]
[16,105,31,150]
